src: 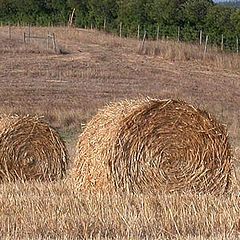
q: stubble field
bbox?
[0,26,239,239]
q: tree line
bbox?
[1,0,240,50]
[219,1,240,8]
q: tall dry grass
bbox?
[139,40,240,71]
[0,181,239,239]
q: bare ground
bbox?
[0,27,239,146]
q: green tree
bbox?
[149,0,181,26]
[231,8,240,35]
[67,0,89,27]
[205,5,236,48]
[117,0,152,36]
[146,0,190,39]
[181,0,214,29]
[88,0,118,30]
[0,0,18,23]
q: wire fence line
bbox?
[85,20,239,54]
[1,22,240,55]
[3,24,59,53]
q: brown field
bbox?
[0,26,240,239]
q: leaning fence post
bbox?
[23,32,26,43]
[139,30,147,52]
[68,8,75,27]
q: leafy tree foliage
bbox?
[0,0,239,50]
[205,5,236,47]
[181,0,214,29]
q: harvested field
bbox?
[0,25,239,239]
[0,26,239,149]
[0,115,68,181]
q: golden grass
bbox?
[0,25,239,239]
[0,115,69,181]
[71,98,233,194]
[140,40,240,70]
[0,181,239,239]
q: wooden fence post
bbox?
[221,34,224,52]
[204,35,208,58]
[28,24,31,43]
[139,30,147,52]
[157,25,159,41]
[23,32,26,43]
[199,30,202,45]
[47,32,50,50]
[8,24,12,39]
[52,33,57,53]
[68,8,75,27]
[137,24,140,40]
[104,18,106,31]
[236,37,239,53]
[177,26,180,42]
[119,22,122,38]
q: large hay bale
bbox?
[72,98,233,194]
[0,115,68,181]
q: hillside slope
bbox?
[0,26,239,148]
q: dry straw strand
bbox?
[0,115,68,182]
[72,98,233,194]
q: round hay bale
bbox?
[0,115,68,182]
[72,98,233,194]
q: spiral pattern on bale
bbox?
[0,115,68,182]
[72,98,233,194]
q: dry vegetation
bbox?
[0,25,240,239]
[0,115,68,182]
[140,40,240,70]
[72,98,233,195]
[0,181,240,239]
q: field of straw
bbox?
[0,25,240,239]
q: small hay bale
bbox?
[72,98,233,194]
[0,115,68,182]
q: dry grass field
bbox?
[0,26,240,239]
